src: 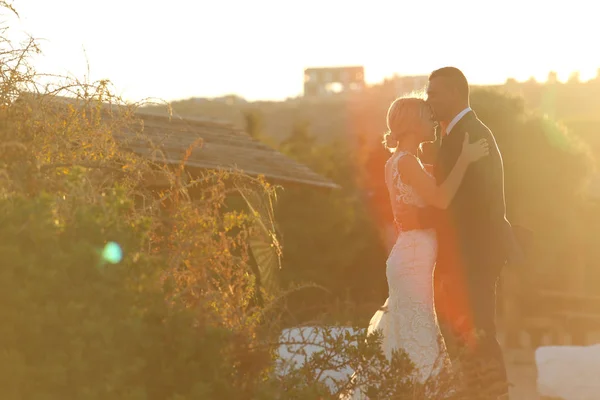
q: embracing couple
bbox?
[348,67,524,400]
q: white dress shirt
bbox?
[446,107,472,135]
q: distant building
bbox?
[303,66,365,97]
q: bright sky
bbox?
[6,0,599,102]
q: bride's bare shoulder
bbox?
[396,152,419,168]
[395,153,423,182]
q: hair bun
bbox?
[383,130,398,150]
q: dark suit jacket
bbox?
[429,111,522,278]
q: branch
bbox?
[39,162,124,173]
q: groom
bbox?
[421,67,522,400]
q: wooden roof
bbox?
[37,95,338,189]
[116,109,340,189]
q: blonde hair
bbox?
[382,90,429,152]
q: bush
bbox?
[0,5,277,396]
[0,189,267,399]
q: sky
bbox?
[5,0,599,102]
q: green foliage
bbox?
[0,190,263,400]
[274,326,459,399]
[469,89,595,289]
[244,108,264,139]
[0,6,279,397]
[274,121,388,323]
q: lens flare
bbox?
[102,241,123,264]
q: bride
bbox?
[344,95,488,398]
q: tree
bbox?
[568,71,581,84]
[244,108,264,139]
[547,71,558,84]
[275,121,389,324]
[471,88,594,297]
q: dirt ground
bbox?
[505,349,539,400]
[500,329,600,399]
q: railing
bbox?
[516,289,600,347]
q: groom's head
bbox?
[426,67,470,123]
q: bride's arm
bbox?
[397,154,468,209]
[397,133,488,209]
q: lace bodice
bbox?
[385,151,427,227]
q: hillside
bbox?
[140,78,600,155]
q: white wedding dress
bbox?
[344,150,450,399]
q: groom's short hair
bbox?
[429,67,469,99]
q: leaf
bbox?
[234,179,282,294]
